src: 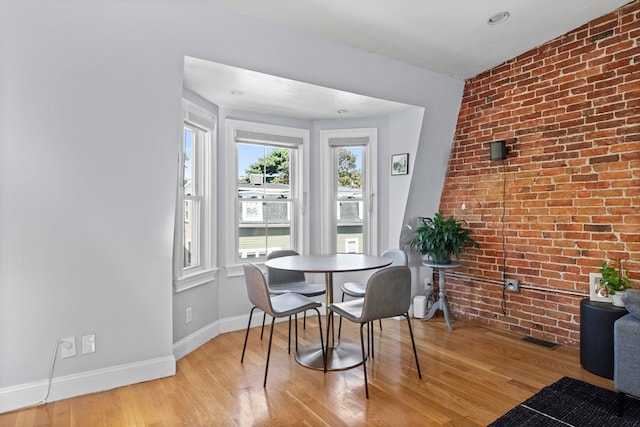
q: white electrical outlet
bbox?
[82,334,96,354]
[60,337,77,359]
[186,307,192,323]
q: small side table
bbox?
[421,261,460,330]
[580,298,628,379]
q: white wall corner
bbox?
[173,312,296,361]
[173,320,221,360]
[172,314,266,361]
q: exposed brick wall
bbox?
[440,0,639,347]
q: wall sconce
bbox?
[490,140,507,161]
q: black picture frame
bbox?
[391,153,409,175]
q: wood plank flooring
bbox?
[0,316,614,426]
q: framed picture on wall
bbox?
[391,153,409,175]
[589,272,611,303]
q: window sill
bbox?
[174,268,218,292]
[226,262,266,277]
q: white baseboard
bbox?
[2,310,323,414]
[0,355,175,414]
[172,310,292,360]
[173,321,221,360]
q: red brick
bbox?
[441,2,638,347]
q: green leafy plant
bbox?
[404,212,479,264]
[599,259,632,295]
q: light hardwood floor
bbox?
[1,316,613,426]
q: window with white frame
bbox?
[174,101,217,291]
[321,129,377,255]
[227,120,308,267]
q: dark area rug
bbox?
[489,377,640,426]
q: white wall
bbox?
[387,109,426,248]
[0,0,463,412]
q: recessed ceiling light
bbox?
[488,11,510,25]
[337,109,348,114]
[231,90,243,96]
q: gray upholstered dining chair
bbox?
[264,249,326,347]
[327,265,422,398]
[267,249,326,298]
[241,262,325,387]
[338,249,408,343]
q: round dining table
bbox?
[264,253,392,371]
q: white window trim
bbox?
[320,128,377,255]
[225,119,309,277]
[173,100,218,292]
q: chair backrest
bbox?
[243,263,275,317]
[381,249,408,267]
[266,249,307,286]
[360,266,411,323]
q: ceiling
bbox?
[184,0,631,119]
[183,57,419,120]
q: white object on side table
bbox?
[421,261,461,330]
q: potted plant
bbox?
[599,259,632,307]
[404,212,479,265]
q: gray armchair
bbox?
[614,290,640,415]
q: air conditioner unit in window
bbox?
[250,174,264,185]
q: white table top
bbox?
[265,253,392,273]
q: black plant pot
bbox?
[431,252,452,265]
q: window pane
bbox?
[237,200,292,258]
[182,126,200,268]
[183,199,199,268]
[336,147,363,253]
[183,127,194,195]
[237,144,290,189]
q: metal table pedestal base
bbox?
[295,343,364,371]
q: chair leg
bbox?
[378,318,383,330]
[260,312,267,339]
[241,307,257,363]
[365,321,370,356]
[313,307,326,371]
[360,323,369,399]
[617,392,625,416]
[288,316,292,354]
[404,313,422,379]
[370,321,375,359]
[264,317,276,387]
[295,312,299,352]
[338,292,345,340]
